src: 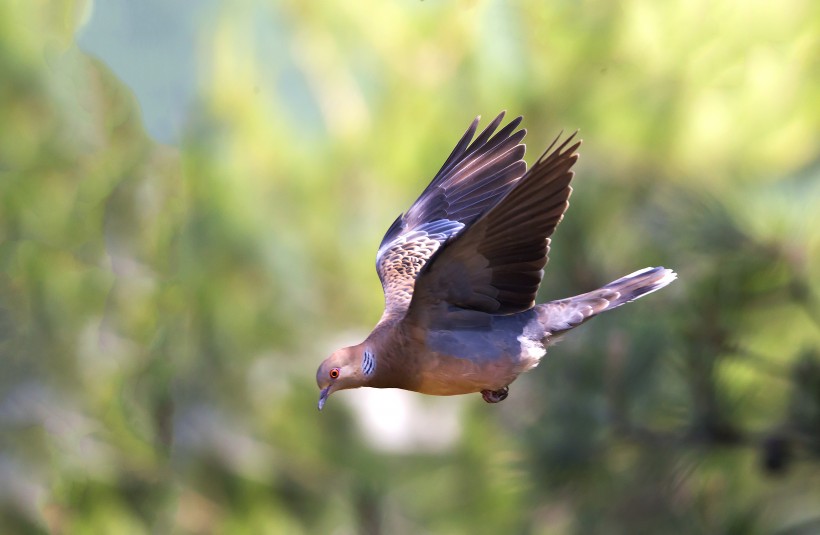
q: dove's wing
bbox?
[406,133,580,323]
[376,112,527,318]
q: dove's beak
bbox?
[318,386,331,411]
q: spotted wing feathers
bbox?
[377,220,464,313]
[376,113,528,317]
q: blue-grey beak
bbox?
[318,386,330,411]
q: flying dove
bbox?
[317,112,675,410]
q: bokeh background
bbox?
[2,0,820,533]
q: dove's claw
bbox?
[481,387,509,403]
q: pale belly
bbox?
[413,312,548,396]
[414,354,524,395]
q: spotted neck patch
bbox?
[362,349,376,376]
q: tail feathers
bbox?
[536,267,676,336]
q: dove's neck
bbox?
[362,320,420,391]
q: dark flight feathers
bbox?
[409,132,579,320]
[375,113,580,323]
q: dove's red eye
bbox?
[329,368,340,379]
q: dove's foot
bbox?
[481,387,509,403]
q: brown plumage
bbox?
[317,112,676,410]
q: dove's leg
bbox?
[481,387,509,403]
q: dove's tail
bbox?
[535,267,677,337]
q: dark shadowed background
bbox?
[1,0,819,533]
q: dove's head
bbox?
[316,344,373,410]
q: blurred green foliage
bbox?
[1,0,820,533]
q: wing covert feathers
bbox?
[376,113,528,317]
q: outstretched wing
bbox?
[376,112,528,318]
[407,133,580,323]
